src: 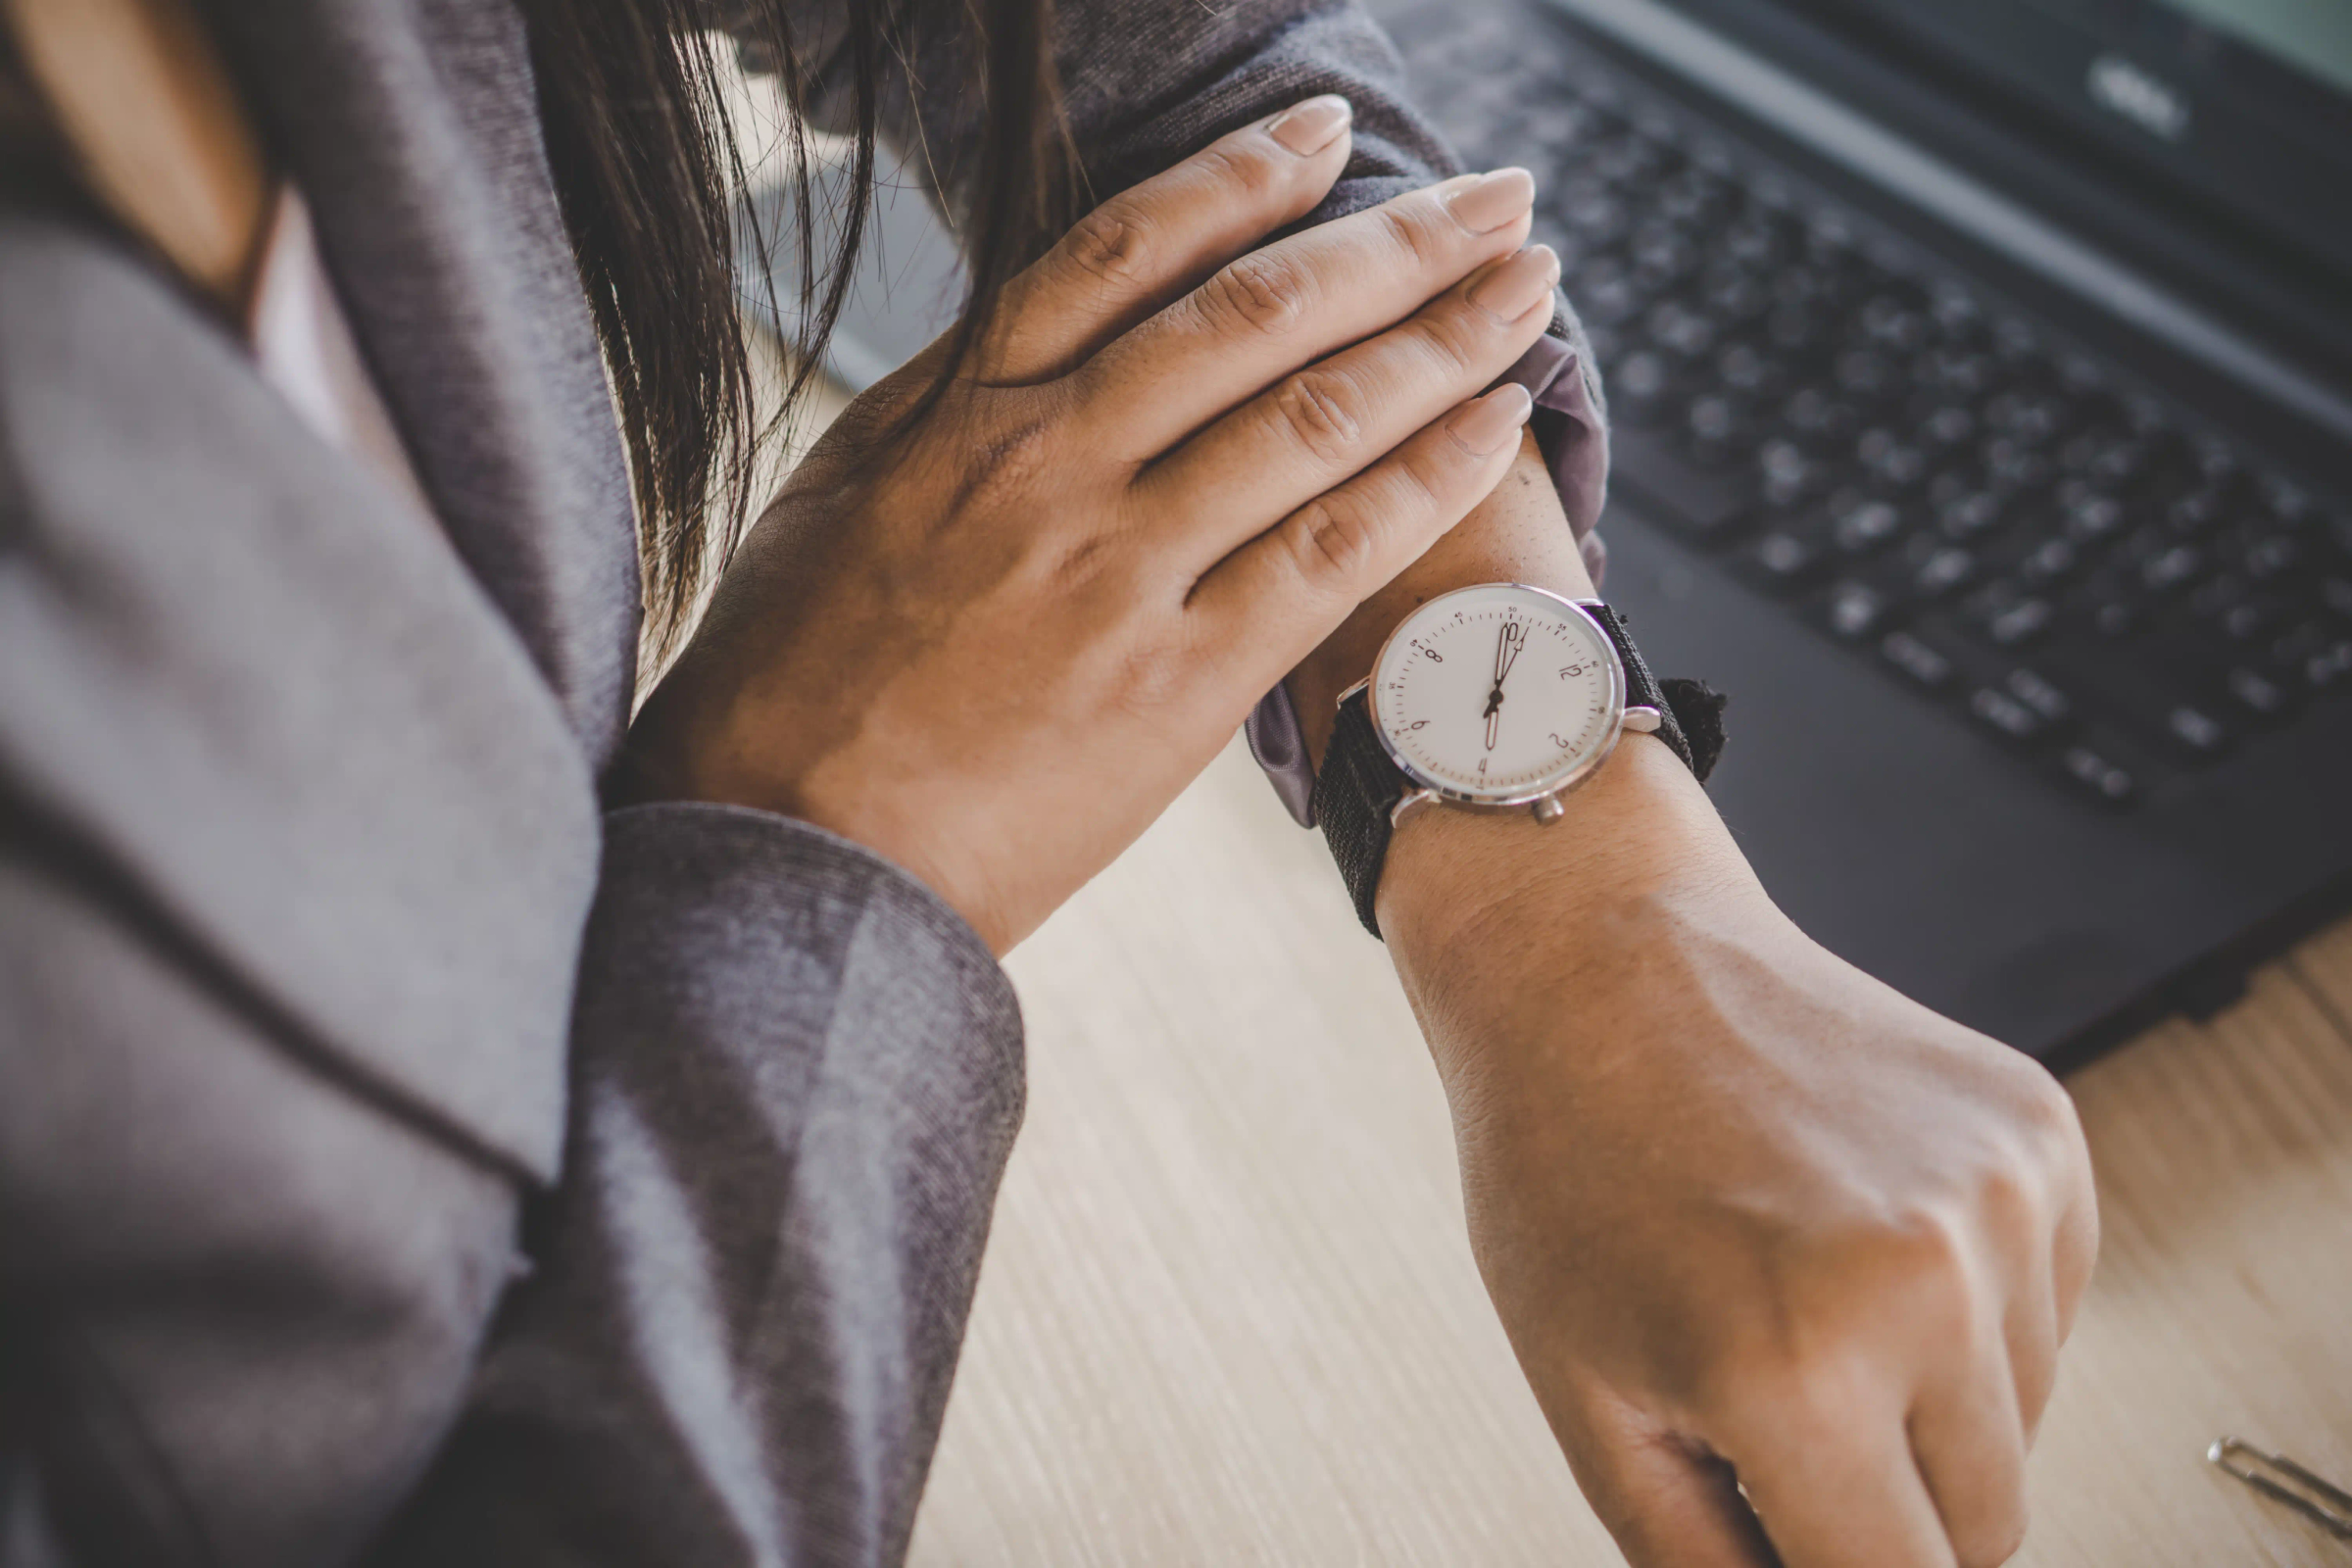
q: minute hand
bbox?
[1485,623,1524,752]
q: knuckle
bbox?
[1271,369,1367,466]
[1060,204,1150,285]
[1887,1200,1978,1291]
[1378,199,1446,271]
[1043,526,1121,590]
[1873,1203,1996,1346]
[1200,251,1306,336]
[1386,443,1453,514]
[1286,496,1383,588]
[2016,1068,2086,1164]
[1973,1147,2050,1243]
[954,410,1059,514]
[1113,635,1188,716]
[1199,138,1287,205]
[1981,1065,2089,1232]
[1409,305,1488,375]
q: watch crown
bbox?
[1532,794,1568,825]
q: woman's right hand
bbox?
[618,96,1560,951]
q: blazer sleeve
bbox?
[739,0,1604,435]
[0,800,1017,1568]
[372,804,1023,1568]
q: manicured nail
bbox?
[1447,167,1536,232]
[1469,244,1561,320]
[1268,95,1353,155]
[1447,383,1535,455]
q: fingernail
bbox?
[1469,245,1561,320]
[1446,167,1536,232]
[1446,383,1535,455]
[1268,95,1353,155]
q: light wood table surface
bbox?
[907,736,2352,1566]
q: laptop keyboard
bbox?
[1375,0,2352,808]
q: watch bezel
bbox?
[1361,582,1629,811]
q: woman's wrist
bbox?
[1290,419,1773,1011]
[1375,733,1765,998]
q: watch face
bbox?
[1369,584,1625,805]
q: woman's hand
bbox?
[1382,742,2100,1568]
[619,97,1559,951]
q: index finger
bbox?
[974,96,1357,385]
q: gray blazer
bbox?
[0,1,1577,1563]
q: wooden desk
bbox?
[908,737,2352,1567]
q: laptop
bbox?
[750,0,2352,1068]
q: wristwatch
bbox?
[1312,582,1726,937]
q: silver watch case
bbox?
[1338,585,1661,830]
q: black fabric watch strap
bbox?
[1311,602,1726,939]
[1313,691,1409,939]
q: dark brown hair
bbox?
[0,0,1076,659]
[521,0,1079,657]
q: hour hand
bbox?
[1486,704,1500,752]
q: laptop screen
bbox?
[1791,0,2352,284]
[2162,1,2352,99]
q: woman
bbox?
[0,0,2095,1563]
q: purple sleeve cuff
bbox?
[1245,318,1611,827]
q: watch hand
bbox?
[1486,704,1500,752]
[1494,622,1512,684]
[1496,620,1526,686]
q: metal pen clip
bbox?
[2210,1438,2352,1543]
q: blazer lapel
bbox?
[203,0,643,773]
[0,213,599,1180]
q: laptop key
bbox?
[2059,485,2127,545]
[2324,577,2352,622]
[1881,629,1955,690]
[1743,523,1832,592]
[1964,663,2074,746]
[1912,544,1975,598]
[2004,667,2073,723]
[2019,536,2081,586]
[1969,685,2045,743]
[2227,665,2293,721]
[1686,393,1753,456]
[2137,543,2206,594]
[1821,580,1887,640]
[2238,532,2302,582]
[2221,596,2286,643]
[1936,487,2006,541]
[2293,637,2352,693]
[1921,404,1977,450]
[1757,438,1825,509]
[2164,704,2231,759]
[1830,492,1907,554]
[2058,742,2139,807]
[1988,597,2054,646]
[1608,349,1677,425]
